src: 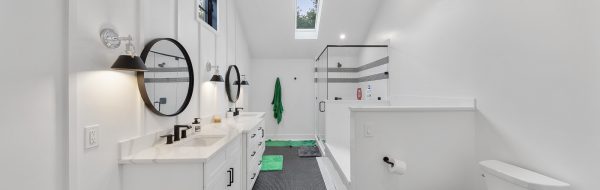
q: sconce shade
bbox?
[240,80,249,85]
[210,74,224,82]
[111,55,148,71]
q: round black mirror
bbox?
[225,65,241,103]
[137,38,194,116]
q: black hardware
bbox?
[192,118,200,124]
[233,107,244,116]
[181,129,188,139]
[251,173,256,180]
[251,151,256,156]
[259,160,262,165]
[160,134,174,144]
[319,101,326,112]
[174,125,191,141]
[251,134,256,138]
[383,157,394,167]
[227,169,232,187]
[261,128,264,138]
[258,142,263,146]
[230,168,234,184]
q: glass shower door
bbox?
[315,49,328,144]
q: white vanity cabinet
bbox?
[121,135,242,190]
[240,120,266,190]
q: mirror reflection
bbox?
[225,65,241,103]
[139,39,194,116]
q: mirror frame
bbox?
[225,65,241,103]
[137,38,195,116]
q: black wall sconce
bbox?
[100,28,148,71]
[240,75,249,85]
[206,61,224,82]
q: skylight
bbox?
[295,0,322,39]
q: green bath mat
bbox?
[261,155,284,171]
[265,140,317,147]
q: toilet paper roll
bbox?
[387,159,407,175]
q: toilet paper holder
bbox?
[383,156,395,167]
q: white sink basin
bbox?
[238,112,265,118]
[176,136,224,147]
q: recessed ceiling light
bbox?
[339,34,346,40]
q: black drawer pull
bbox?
[259,160,262,165]
[251,134,256,138]
[251,151,256,156]
[251,173,257,180]
[258,142,263,146]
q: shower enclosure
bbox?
[314,45,390,182]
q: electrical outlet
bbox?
[84,125,99,149]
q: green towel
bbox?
[271,78,284,124]
[261,155,284,171]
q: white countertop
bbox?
[119,114,264,165]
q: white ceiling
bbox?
[235,0,383,59]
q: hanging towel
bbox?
[271,77,284,124]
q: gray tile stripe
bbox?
[147,67,189,72]
[145,77,190,83]
[313,72,389,83]
[327,67,358,72]
[357,72,389,82]
[327,78,357,83]
[314,56,389,73]
[356,56,389,71]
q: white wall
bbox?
[249,59,315,139]
[0,1,67,190]
[68,0,251,189]
[364,0,600,189]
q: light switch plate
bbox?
[84,125,99,149]
[364,123,374,137]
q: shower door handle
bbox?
[319,101,326,112]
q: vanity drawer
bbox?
[247,145,264,174]
[247,169,259,189]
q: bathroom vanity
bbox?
[119,113,265,190]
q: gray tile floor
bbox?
[252,147,327,190]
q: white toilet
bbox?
[480,160,570,190]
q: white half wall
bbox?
[0,1,67,190]
[249,59,315,139]
[364,0,600,189]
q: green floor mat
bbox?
[261,155,284,171]
[265,140,317,147]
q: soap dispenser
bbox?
[192,118,201,132]
[226,108,234,118]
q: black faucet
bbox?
[234,107,244,116]
[174,125,191,141]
